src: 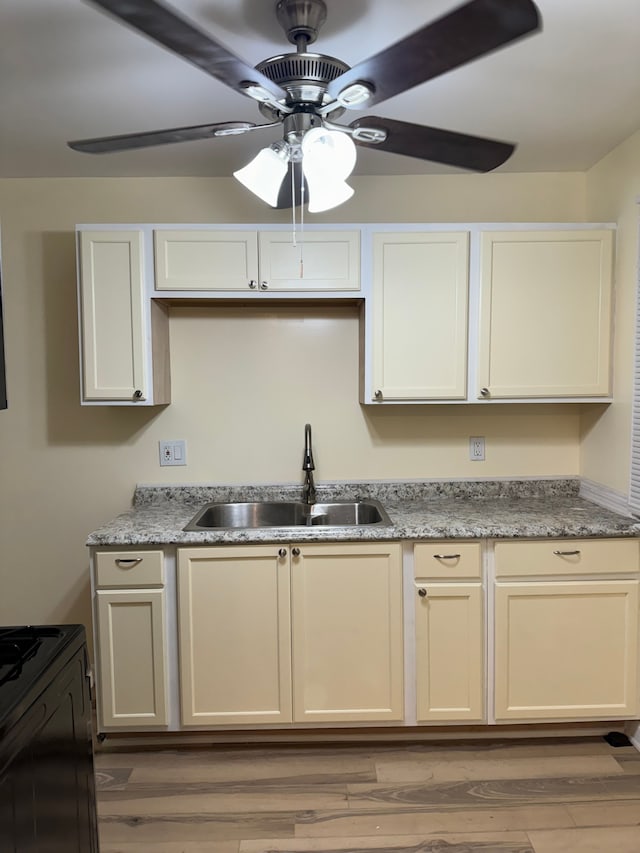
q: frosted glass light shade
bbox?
[233,145,289,207]
[305,178,354,212]
[302,127,357,180]
[302,128,357,212]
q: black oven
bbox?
[0,625,99,851]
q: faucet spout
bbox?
[302,423,316,504]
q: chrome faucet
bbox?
[302,423,316,505]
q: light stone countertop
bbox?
[86,479,640,547]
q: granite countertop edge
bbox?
[86,479,640,547]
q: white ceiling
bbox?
[2,0,640,179]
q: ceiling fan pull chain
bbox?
[291,164,297,247]
[299,166,305,279]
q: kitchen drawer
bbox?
[495,539,639,578]
[414,542,482,579]
[95,550,165,588]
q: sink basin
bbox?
[183,499,391,530]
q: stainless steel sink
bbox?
[183,499,391,530]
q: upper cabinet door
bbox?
[257,230,360,291]
[371,231,469,400]
[477,230,613,399]
[154,230,259,291]
[78,230,148,402]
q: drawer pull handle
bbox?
[433,554,461,560]
[115,558,143,568]
[553,550,581,557]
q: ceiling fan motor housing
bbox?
[256,53,349,118]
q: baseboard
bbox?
[579,478,632,517]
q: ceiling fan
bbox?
[69,0,542,210]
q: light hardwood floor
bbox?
[95,735,640,853]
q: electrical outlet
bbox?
[159,440,187,466]
[469,436,485,461]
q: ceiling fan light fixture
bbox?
[301,127,357,212]
[306,177,354,213]
[233,142,290,207]
[335,81,375,107]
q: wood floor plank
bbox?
[375,755,622,783]
[565,799,640,827]
[98,782,349,815]
[100,840,239,853]
[241,831,534,853]
[128,754,376,785]
[528,825,640,853]
[293,805,576,836]
[99,812,296,844]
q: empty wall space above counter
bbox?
[75,223,615,406]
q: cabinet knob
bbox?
[480,387,490,398]
[374,389,383,400]
[133,389,143,400]
[248,280,257,289]
[278,548,287,558]
[292,547,301,557]
[259,281,269,290]
[418,587,427,598]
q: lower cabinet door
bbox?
[415,583,484,722]
[177,546,292,726]
[96,589,168,728]
[494,580,639,720]
[290,543,404,723]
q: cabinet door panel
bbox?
[371,232,469,400]
[258,231,360,291]
[96,589,167,728]
[154,230,259,291]
[291,543,403,722]
[495,580,639,720]
[478,230,613,398]
[177,546,292,726]
[416,583,484,722]
[79,230,147,401]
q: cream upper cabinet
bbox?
[477,230,613,399]
[154,229,360,293]
[493,539,639,722]
[176,541,403,727]
[369,231,469,401]
[77,229,170,406]
[177,545,293,726]
[290,542,404,723]
[414,542,484,722]
[93,550,168,730]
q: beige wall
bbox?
[0,172,587,632]
[582,129,640,494]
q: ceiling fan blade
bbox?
[68,121,275,154]
[84,0,287,102]
[349,116,515,172]
[327,0,540,109]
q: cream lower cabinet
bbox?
[77,229,170,405]
[93,550,168,729]
[414,542,484,722]
[494,539,640,722]
[154,229,360,293]
[177,542,403,726]
[478,229,613,399]
[369,231,469,401]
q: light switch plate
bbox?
[159,440,187,466]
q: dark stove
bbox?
[0,624,99,851]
